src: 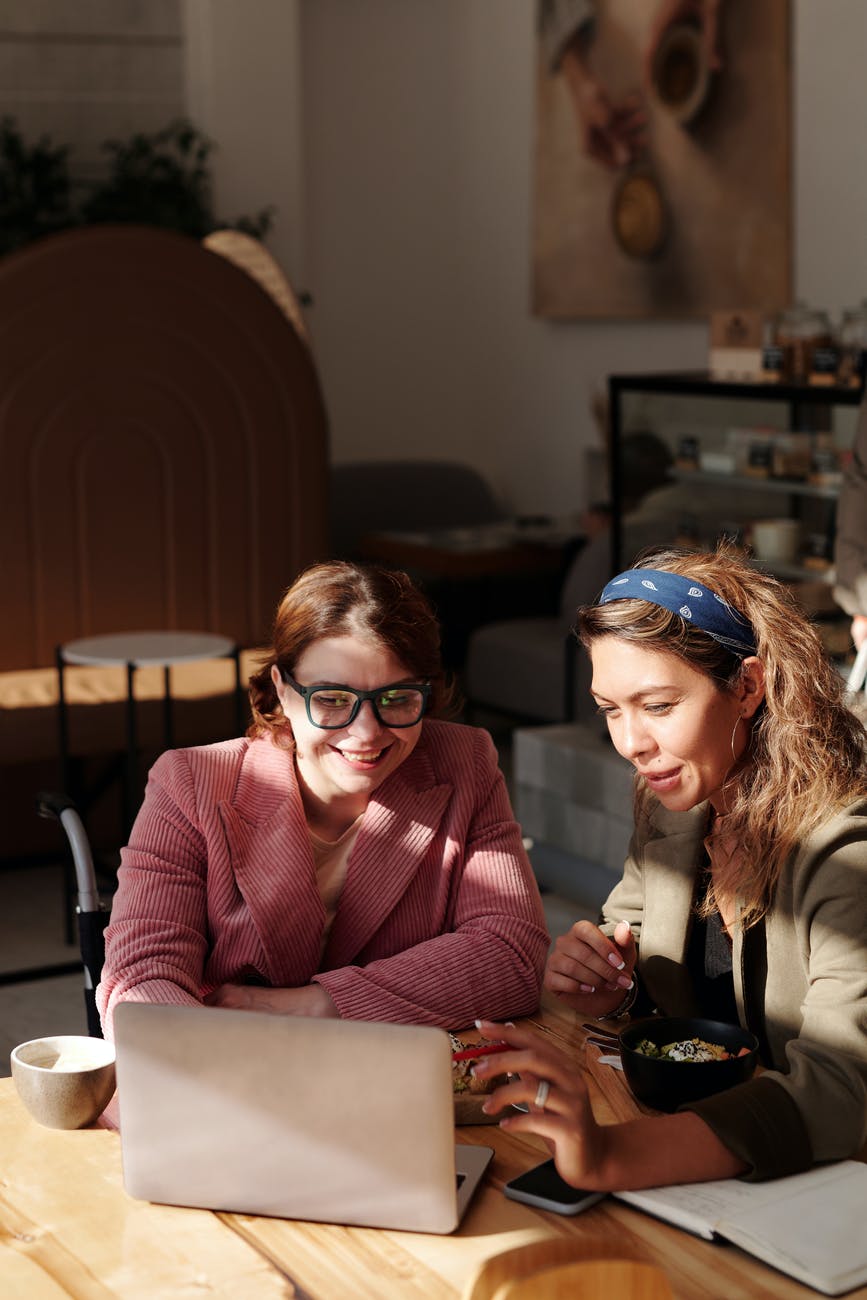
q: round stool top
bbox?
[59,631,236,668]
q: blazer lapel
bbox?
[218,741,325,984]
[322,744,452,968]
[641,801,707,1014]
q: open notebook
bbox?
[113,1002,492,1234]
[616,1161,867,1296]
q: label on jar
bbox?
[746,442,772,476]
[808,444,843,487]
[838,347,867,388]
[761,344,786,380]
[675,435,699,469]
[809,346,840,384]
[806,531,831,561]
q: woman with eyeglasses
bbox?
[97,561,548,1033]
[473,545,867,1188]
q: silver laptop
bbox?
[113,1002,493,1234]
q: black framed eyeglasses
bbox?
[281,673,431,729]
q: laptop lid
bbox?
[113,1002,492,1234]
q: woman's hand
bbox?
[475,1019,748,1191]
[544,919,636,1017]
[472,1019,610,1189]
[560,44,648,170]
[204,982,338,1018]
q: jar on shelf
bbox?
[745,438,773,478]
[803,531,833,572]
[675,435,700,470]
[808,433,843,488]
[760,317,786,383]
[774,302,834,384]
[837,300,867,388]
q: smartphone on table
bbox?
[504,1158,606,1216]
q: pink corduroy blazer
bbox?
[97,720,549,1034]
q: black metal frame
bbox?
[607,370,862,572]
[55,641,244,940]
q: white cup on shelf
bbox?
[750,518,799,564]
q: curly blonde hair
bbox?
[576,545,867,925]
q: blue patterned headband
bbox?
[599,568,757,658]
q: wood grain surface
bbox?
[1,994,862,1299]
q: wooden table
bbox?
[2,997,861,1299]
[360,523,582,668]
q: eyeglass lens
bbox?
[308,687,425,728]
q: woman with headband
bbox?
[474,545,867,1189]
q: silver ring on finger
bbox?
[533,1078,551,1110]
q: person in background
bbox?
[97,562,549,1034]
[834,398,867,650]
[474,545,867,1189]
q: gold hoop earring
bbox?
[730,714,742,763]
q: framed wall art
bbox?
[533,0,791,319]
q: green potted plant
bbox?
[0,115,272,252]
[82,118,272,239]
[0,116,75,255]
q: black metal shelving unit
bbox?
[607,370,863,573]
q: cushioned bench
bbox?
[0,652,265,767]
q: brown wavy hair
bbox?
[576,544,867,925]
[248,561,457,746]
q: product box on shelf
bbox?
[708,310,764,381]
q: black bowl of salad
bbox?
[618,1017,759,1113]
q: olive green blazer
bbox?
[604,795,867,1180]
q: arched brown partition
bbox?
[0,224,329,670]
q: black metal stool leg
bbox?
[163,664,174,749]
[56,646,76,944]
[232,645,244,735]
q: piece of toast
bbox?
[449,1032,513,1124]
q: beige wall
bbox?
[0,0,184,185]
[295,0,703,517]
[794,0,867,313]
[183,0,305,284]
[291,0,867,516]
[0,0,303,269]
[6,0,865,518]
